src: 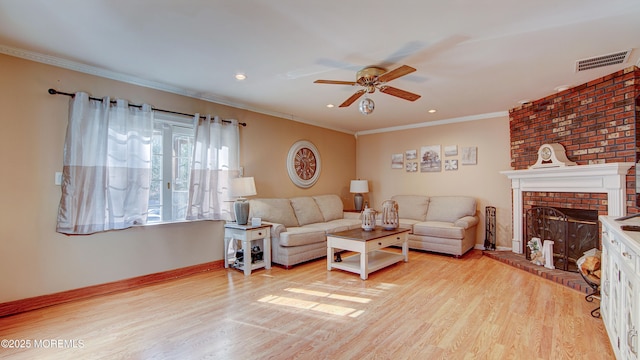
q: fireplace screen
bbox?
[525,206,599,272]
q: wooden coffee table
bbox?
[327,227,410,280]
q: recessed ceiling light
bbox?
[554,85,569,92]
[326,104,334,108]
[235,73,246,80]
[517,99,531,105]
[428,109,436,113]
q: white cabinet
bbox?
[600,216,640,359]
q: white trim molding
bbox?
[500,162,634,254]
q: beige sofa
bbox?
[249,194,361,268]
[391,195,479,257]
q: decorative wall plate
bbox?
[287,140,321,188]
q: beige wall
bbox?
[0,53,514,304]
[0,54,355,302]
[355,117,513,250]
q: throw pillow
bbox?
[249,198,299,227]
[313,195,344,222]
[290,197,325,226]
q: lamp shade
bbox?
[229,177,257,198]
[350,180,369,194]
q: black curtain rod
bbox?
[48,88,246,127]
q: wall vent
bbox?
[575,49,632,72]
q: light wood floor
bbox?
[0,250,613,359]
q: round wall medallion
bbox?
[287,140,321,188]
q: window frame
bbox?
[149,112,196,225]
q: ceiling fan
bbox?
[314,65,421,111]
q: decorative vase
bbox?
[234,199,250,225]
[381,200,399,230]
[362,207,376,231]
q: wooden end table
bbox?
[327,227,410,280]
[224,223,271,276]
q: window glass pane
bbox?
[173,133,193,192]
[149,115,195,224]
[172,191,189,221]
[147,206,162,223]
[149,131,163,223]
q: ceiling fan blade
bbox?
[377,65,416,83]
[314,80,357,85]
[339,89,366,107]
[379,86,421,101]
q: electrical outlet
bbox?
[55,172,62,185]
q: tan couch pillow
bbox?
[426,196,476,223]
[249,198,298,227]
[391,195,429,221]
[290,197,325,226]
[313,195,344,222]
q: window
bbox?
[149,113,195,223]
[57,92,240,235]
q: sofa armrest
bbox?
[454,216,479,229]
[263,221,287,237]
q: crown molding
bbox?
[0,44,503,135]
[0,44,359,133]
[354,111,509,136]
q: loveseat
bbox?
[391,195,479,257]
[248,194,361,268]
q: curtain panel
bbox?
[186,114,240,220]
[56,92,153,235]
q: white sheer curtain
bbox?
[56,92,154,235]
[187,114,240,220]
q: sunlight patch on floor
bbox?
[285,287,372,304]
[258,295,362,317]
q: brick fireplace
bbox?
[502,163,632,253]
[502,65,640,254]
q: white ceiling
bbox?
[1,0,639,134]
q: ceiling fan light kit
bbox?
[359,97,375,115]
[314,64,421,115]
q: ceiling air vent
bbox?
[575,49,632,72]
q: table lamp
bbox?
[350,179,369,211]
[229,177,257,225]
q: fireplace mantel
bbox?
[501,163,634,254]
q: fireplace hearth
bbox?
[525,206,598,272]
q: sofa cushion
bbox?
[290,197,325,226]
[304,218,362,233]
[249,198,298,227]
[278,227,327,247]
[413,221,465,239]
[425,196,476,223]
[391,195,429,221]
[313,195,344,222]
[399,218,420,229]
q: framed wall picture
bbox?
[420,145,441,172]
[405,149,417,160]
[391,153,403,169]
[444,145,458,156]
[445,159,458,171]
[461,146,477,165]
[406,161,418,172]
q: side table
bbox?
[224,223,271,276]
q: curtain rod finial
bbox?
[48,88,57,95]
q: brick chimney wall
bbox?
[509,66,640,216]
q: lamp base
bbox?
[234,199,250,225]
[354,193,364,211]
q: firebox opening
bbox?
[525,206,599,272]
